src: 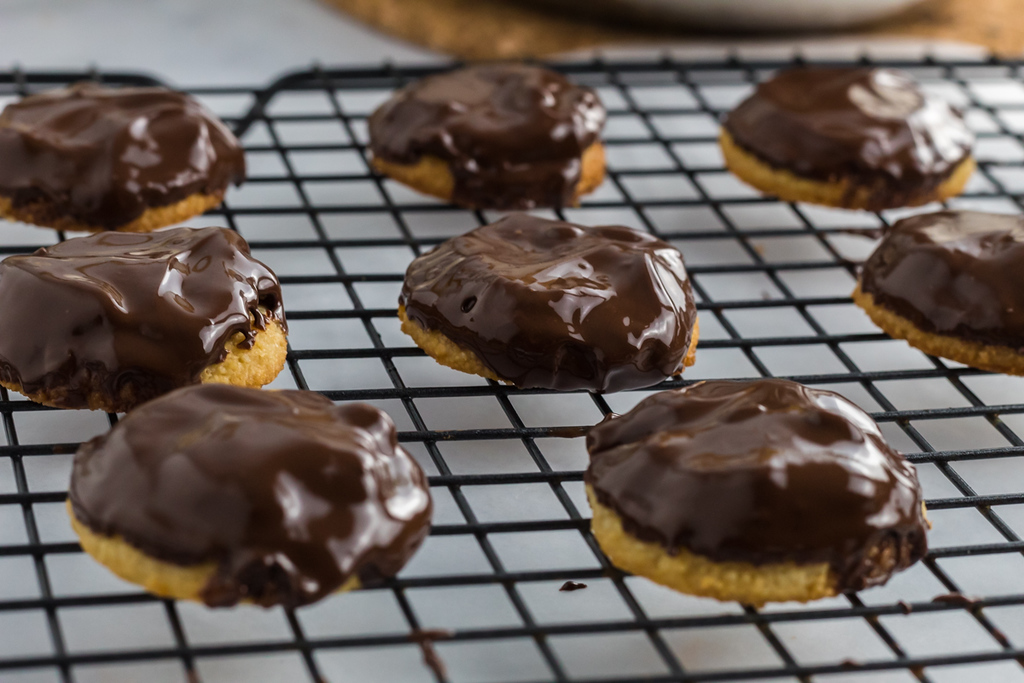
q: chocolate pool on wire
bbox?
[0,53,1022,682]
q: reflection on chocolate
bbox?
[0,83,245,228]
[369,64,605,209]
[400,214,697,392]
[585,379,928,592]
[70,385,433,607]
[724,67,973,210]
[0,227,284,408]
[860,211,1024,348]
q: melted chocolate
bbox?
[69,384,432,607]
[859,211,1024,349]
[368,64,605,209]
[400,214,697,392]
[0,227,284,409]
[724,67,973,210]
[0,83,245,229]
[585,379,928,591]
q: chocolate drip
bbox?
[585,379,928,592]
[369,64,605,209]
[400,214,697,392]
[69,385,433,607]
[0,83,245,228]
[860,211,1024,348]
[0,227,284,408]
[724,67,973,210]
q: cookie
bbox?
[369,64,605,209]
[855,210,1024,374]
[586,379,928,605]
[0,227,286,412]
[399,213,698,392]
[68,385,432,607]
[720,67,974,211]
[0,83,245,232]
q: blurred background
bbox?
[0,0,1010,85]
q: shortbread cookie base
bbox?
[68,500,359,604]
[1,315,288,413]
[371,142,606,208]
[0,191,226,233]
[853,285,1024,375]
[719,129,975,211]
[587,486,926,605]
[398,304,698,386]
[588,486,836,605]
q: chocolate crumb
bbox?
[409,629,453,679]
[897,600,913,614]
[560,581,588,592]
[931,592,980,608]
[840,659,861,668]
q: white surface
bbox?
[0,0,443,87]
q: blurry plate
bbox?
[526,0,928,31]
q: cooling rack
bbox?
[1,53,1024,683]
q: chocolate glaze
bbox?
[585,379,928,591]
[0,227,284,409]
[859,210,1024,349]
[400,214,697,392]
[368,64,605,209]
[724,67,973,210]
[0,83,245,229]
[69,384,433,607]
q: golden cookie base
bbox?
[719,129,976,211]
[398,304,698,386]
[68,500,360,604]
[371,142,606,208]
[853,285,1024,375]
[0,191,226,233]
[1,314,288,412]
[587,486,837,606]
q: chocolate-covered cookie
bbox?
[68,384,432,607]
[854,210,1024,374]
[369,64,605,209]
[720,67,974,211]
[0,227,286,412]
[586,379,928,604]
[399,214,698,392]
[0,83,245,232]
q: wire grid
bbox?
[0,54,1024,683]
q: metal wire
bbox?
[0,54,1023,682]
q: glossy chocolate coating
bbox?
[860,210,1024,348]
[0,83,245,229]
[0,227,284,408]
[70,385,432,607]
[400,214,697,392]
[724,67,973,209]
[586,379,927,591]
[368,64,605,209]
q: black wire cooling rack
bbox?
[1,54,1024,683]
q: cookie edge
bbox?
[853,284,1024,375]
[398,304,699,387]
[371,141,606,208]
[68,500,360,604]
[719,129,975,210]
[1,315,288,412]
[0,191,226,233]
